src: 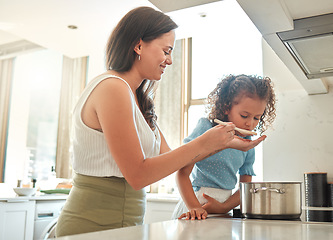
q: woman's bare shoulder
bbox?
[93,76,132,102]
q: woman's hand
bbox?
[226,135,266,152]
[198,123,236,154]
[178,207,208,220]
[198,123,266,156]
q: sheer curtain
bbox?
[155,39,183,150]
[0,58,14,182]
[152,40,183,193]
[55,56,88,178]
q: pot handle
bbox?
[250,187,285,194]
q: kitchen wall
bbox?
[86,49,106,82]
[261,40,333,186]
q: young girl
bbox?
[172,74,276,220]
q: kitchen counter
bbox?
[0,183,69,201]
[146,193,180,203]
[0,192,68,202]
[0,183,68,202]
[55,215,333,240]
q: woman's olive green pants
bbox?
[56,173,145,237]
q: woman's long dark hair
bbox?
[106,7,178,130]
[207,74,277,134]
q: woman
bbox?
[56,7,266,237]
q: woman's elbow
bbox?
[126,175,147,191]
[131,182,146,191]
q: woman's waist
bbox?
[72,173,145,197]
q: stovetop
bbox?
[230,208,333,223]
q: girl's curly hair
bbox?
[207,74,276,134]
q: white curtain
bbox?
[0,58,14,182]
[55,56,88,178]
[152,40,183,193]
[155,40,183,149]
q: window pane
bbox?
[5,49,62,186]
[187,104,206,137]
[191,0,263,99]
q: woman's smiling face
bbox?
[139,30,175,80]
[227,95,267,136]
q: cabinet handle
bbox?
[38,212,54,218]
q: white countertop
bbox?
[1,192,177,202]
[146,193,180,203]
[0,191,177,203]
[0,191,68,202]
[0,183,69,201]
[55,215,333,240]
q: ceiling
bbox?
[0,0,157,58]
[147,0,220,12]
[0,0,221,59]
[0,0,332,91]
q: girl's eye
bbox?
[164,50,170,55]
[241,115,247,119]
[254,117,260,121]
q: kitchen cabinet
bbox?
[144,194,179,224]
[33,198,67,240]
[0,191,68,240]
[0,200,35,240]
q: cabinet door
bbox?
[144,201,178,224]
[0,200,35,240]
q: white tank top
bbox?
[72,74,161,177]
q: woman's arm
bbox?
[84,78,264,190]
[202,175,252,213]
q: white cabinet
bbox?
[33,199,66,240]
[0,200,35,240]
[144,195,179,224]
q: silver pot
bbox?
[240,182,302,220]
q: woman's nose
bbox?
[165,55,172,65]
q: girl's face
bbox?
[227,96,267,136]
[138,30,175,80]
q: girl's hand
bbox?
[202,193,228,214]
[178,207,208,220]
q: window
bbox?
[4,49,63,186]
[187,0,263,133]
[153,0,264,194]
[1,47,87,186]
[185,0,264,181]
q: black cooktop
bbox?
[230,208,333,223]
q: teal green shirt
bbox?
[185,118,256,191]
